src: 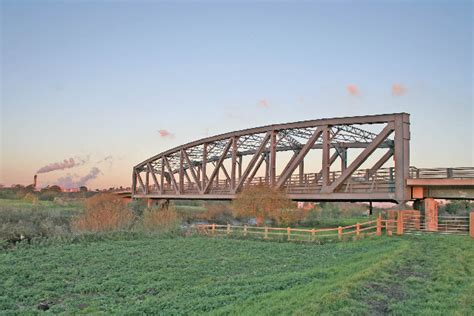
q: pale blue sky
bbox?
[1,0,472,188]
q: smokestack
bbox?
[34,174,37,190]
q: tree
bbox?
[48,185,62,193]
[232,184,293,226]
[79,186,88,193]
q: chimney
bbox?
[34,174,37,190]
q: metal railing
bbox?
[409,167,474,179]
[139,166,474,196]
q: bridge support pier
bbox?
[422,198,438,231]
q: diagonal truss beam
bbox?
[368,148,394,178]
[247,154,266,185]
[276,127,323,188]
[135,170,146,194]
[182,149,202,192]
[147,163,160,192]
[203,140,232,193]
[234,132,271,193]
[163,156,179,194]
[321,122,395,193]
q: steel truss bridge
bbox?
[132,113,474,204]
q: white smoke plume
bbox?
[37,156,89,174]
[55,167,101,189]
[97,155,114,168]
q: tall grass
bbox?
[142,206,181,234]
[72,194,134,233]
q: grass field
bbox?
[1,234,472,314]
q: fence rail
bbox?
[195,217,388,242]
[402,214,470,235]
[196,212,474,242]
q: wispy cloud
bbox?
[158,129,174,138]
[392,83,406,96]
[347,84,360,96]
[97,155,114,168]
[258,99,270,108]
[37,156,89,174]
[55,167,101,189]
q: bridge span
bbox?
[132,113,474,204]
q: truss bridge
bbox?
[132,113,474,204]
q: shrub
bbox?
[0,207,72,243]
[128,199,148,217]
[441,200,472,215]
[23,193,39,205]
[39,190,59,201]
[72,194,134,233]
[232,184,293,226]
[142,206,181,234]
[196,203,234,224]
[273,208,309,227]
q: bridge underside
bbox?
[409,178,474,200]
[133,192,398,202]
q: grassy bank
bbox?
[1,235,472,314]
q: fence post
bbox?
[264,227,268,239]
[244,225,248,237]
[385,220,392,236]
[356,223,360,236]
[287,227,291,241]
[212,223,216,236]
[376,215,382,236]
[227,223,231,236]
[397,210,404,235]
[311,229,316,241]
[338,226,342,240]
[470,212,474,238]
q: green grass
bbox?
[1,234,472,314]
[0,198,82,212]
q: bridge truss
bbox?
[133,113,411,203]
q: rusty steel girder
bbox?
[132,113,411,203]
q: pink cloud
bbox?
[258,99,269,108]
[158,129,173,138]
[392,83,406,96]
[347,84,360,96]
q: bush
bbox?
[72,194,134,233]
[128,199,148,217]
[273,208,309,227]
[23,193,38,204]
[0,189,18,200]
[441,200,472,215]
[232,184,293,226]
[0,207,72,243]
[196,203,234,224]
[39,190,60,201]
[142,207,181,234]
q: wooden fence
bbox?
[195,216,390,242]
[195,211,474,242]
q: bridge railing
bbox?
[409,167,474,179]
[140,167,474,196]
